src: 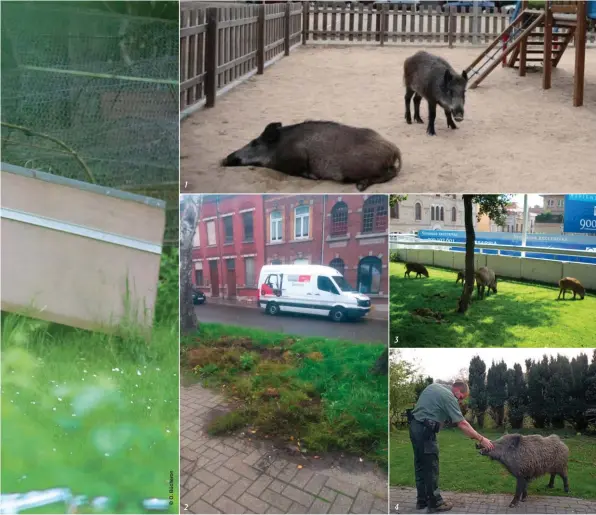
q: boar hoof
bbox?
[405,114,412,124]
[414,116,424,124]
[356,181,370,192]
[509,501,518,508]
[426,128,436,136]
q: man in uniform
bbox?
[409,381,495,513]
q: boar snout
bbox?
[452,108,464,122]
[221,154,242,167]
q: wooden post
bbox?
[302,1,310,44]
[379,4,387,46]
[518,13,527,76]
[285,2,291,55]
[448,6,456,48]
[543,0,553,90]
[574,0,587,106]
[257,5,265,74]
[472,0,480,45]
[204,7,218,108]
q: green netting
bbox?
[1,1,179,245]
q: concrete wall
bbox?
[393,249,596,290]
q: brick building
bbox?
[192,194,390,302]
[191,195,265,301]
[263,194,389,299]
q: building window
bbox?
[244,257,256,287]
[548,199,554,207]
[329,257,345,276]
[330,201,348,236]
[194,262,203,286]
[415,203,422,221]
[223,216,234,244]
[271,259,282,265]
[452,207,456,222]
[226,258,235,270]
[357,256,382,294]
[391,202,399,219]
[431,206,435,221]
[206,220,216,246]
[294,205,310,239]
[440,207,444,222]
[362,195,388,233]
[294,258,309,264]
[270,210,282,242]
[558,199,564,207]
[192,226,200,248]
[243,212,254,242]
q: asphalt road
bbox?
[195,303,388,344]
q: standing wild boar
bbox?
[475,266,497,299]
[404,262,429,278]
[477,434,570,507]
[557,277,585,300]
[404,51,468,136]
[220,121,401,191]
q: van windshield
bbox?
[332,276,355,292]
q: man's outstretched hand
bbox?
[479,436,495,451]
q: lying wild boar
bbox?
[220,121,401,191]
[557,277,585,300]
[404,51,468,136]
[404,262,429,278]
[475,266,497,299]
[478,434,570,507]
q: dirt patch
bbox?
[181,45,596,194]
[411,307,447,323]
[189,335,299,364]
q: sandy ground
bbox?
[181,45,596,193]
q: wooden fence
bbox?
[180,2,302,113]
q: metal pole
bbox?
[521,194,529,257]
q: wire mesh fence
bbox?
[1,1,179,245]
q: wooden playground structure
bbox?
[466,0,591,106]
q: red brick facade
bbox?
[192,195,389,300]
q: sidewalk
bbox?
[390,486,596,514]
[181,384,388,514]
[203,295,389,321]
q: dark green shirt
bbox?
[412,383,465,425]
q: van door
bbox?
[282,273,318,316]
[315,275,341,316]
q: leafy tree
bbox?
[506,363,527,429]
[458,195,511,313]
[180,195,201,335]
[569,353,590,431]
[371,347,388,376]
[526,356,551,428]
[414,376,434,401]
[544,355,573,429]
[389,194,408,207]
[389,351,418,428]
[468,356,487,428]
[487,360,508,427]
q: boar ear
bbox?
[444,69,453,85]
[262,122,282,143]
[462,70,468,82]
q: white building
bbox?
[390,194,475,233]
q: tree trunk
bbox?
[371,347,389,375]
[458,195,476,313]
[180,197,200,335]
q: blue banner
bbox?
[417,230,596,265]
[563,194,596,234]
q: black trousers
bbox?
[409,419,444,507]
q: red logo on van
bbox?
[298,275,311,282]
[260,283,274,296]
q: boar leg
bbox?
[413,94,424,124]
[509,477,527,507]
[561,472,569,493]
[444,109,458,130]
[521,486,528,502]
[356,164,398,192]
[405,87,415,124]
[548,473,555,488]
[426,101,437,136]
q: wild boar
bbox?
[557,277,585,300]
[220,121,401,191]
[475,266,497,299]
[404,51,468,136]
[478,434,570,507]
[404,262,429,278]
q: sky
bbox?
[391,348,593,382]
[511,194,544,208]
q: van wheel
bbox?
[330,307,346,322]
[266,302,280,316]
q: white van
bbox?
[257,264,372,322]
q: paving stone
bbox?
[246,474,274,497]
[259,488,293,512]
[243,449,266,466]
[288,501,309,513]
[214,466,242,484]
[181,482,210,508]
[237,492,271,514]
[214,496,246,514]
[325,477,360,498]
[269,479,287,494]
[277,463,300,483]
[352,490,375,514]
[329,493,354,514]
[304,473,329,496]
[283,484,316,508]
[189,499,221,514]
[192,469,220,488]
[226,478,254,501]
[203,479,232,505]
[309,497,332,514]
[318,487,338,504]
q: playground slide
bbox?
[511,0,596,21]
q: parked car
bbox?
[257,264,372,322]
[192,289,206,305]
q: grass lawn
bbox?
[1,251,179,514]
[390,428,596,499]
[182,322,388,467]
[389,263,596,347]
